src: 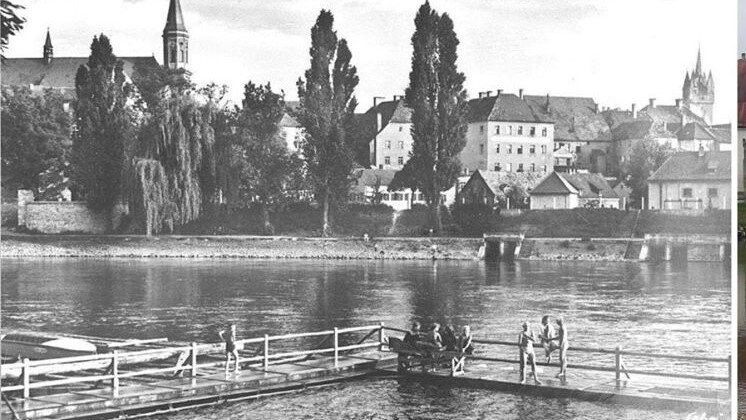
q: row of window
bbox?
[383,156,405,165]
[479,144,548,155]
[479,125,548,137]
[682,188,718,198]
[380,192,425,202]
[493,163,548,173]
[384,140,406,149]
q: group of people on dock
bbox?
[519,315,568,384]
[403,322,474,356]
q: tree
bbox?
[72,34,133,212]
[232,82,304,234]
[390,2,468,233]
[1,87,72,198]
[297,10,359,237]
[619,137,674,207]
[1,0,25,56]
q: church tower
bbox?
[682,48,714,124]
[43,28,53,64]
[162,0,188,70]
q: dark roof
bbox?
[353,99,411,144]
[639,104,706,127]
[524,95,611,142]
[601,108,635,130]
[466,170,546,195]
[709,124,731,144]
[350,168,398,193]
[2,56,161,96]
[611,119,655,141]
[677,122,718,142]
[467,94,546,123]
[164,0,187,33]
[531,172,617,198]
[648,151,730,182]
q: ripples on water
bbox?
[1,258,730,419]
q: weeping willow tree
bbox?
[130,89,216,236]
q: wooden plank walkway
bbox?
[1,352,398,419]
[377,360,730,414]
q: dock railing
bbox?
[379,326,730,389]
[0,323,384,400]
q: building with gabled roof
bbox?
[529,171,620,209]
[647,150,730,211]
[456,169,545,208]
[360,96,412,169]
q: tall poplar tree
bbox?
[297,10,359,237]
[391,2,468,233]
[72,34,132,212]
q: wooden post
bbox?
[22,358,30,399]
[263,334,270,370]
[728,354,732,393]
[614,346,621,388]
[333,327,339,368]
[378,322,385,351]
[112,351,119,397]
[191,342,198,378]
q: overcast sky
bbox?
[5,0,735,123]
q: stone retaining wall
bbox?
[17,190,127,234]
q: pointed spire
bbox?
[694,47,702,76]
[163,0,187,33]
[44,28,52,48]
[43,27,53,63]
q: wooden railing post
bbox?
[263,334,270,370]
[378,322,385,351]
[112,351,119,397]
[191,342,198,378]
[22,358,30,399]
[728,354,732,393]
[333,327,339,368]
[614,346,621,388]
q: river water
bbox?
[1,258,730,419]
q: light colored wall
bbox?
[461,121,554,175]
[371,122,412,169]
[22,201,127,233]
[280,126,304,153]
[530,193,577,209]
[649,180,730,210]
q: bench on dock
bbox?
[387,337,465,376]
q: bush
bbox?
[559,240,571,248]
[452,203,496,237]
[586,242,596,251]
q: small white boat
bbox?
[1,333,98,360]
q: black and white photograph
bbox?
[0,0,736,419]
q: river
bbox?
[1,258,730,419]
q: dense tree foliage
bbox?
[1,0,25,55]
[390,2,468,233]
[1,87,72,198]
[619,137,674,207]
[297,9,359,237]
[72,34,133,211]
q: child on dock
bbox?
[218,324,240,374]
[518,322,541,385]
[554,318,568,378]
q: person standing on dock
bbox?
[554,318,568,378]
[218,324,240,374]
[518,322,541,385]
[540,315,559,363]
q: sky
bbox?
[5,0,736,123]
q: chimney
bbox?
[485,90,492,97]
[594,103,599,113]
[631,103,637,119]
[478,92,485,99]
[675,99,681,109]
[496,89,503,97]
[648,98,655,108]
[519,88,524,99]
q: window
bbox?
[517,145,523,154]
[496,126,501,135]
[393,193,403,201]
[529,145,535,154]
[542,127,547,137]
[479,144,484,155]
[509,126,513,135]
[385,141,391,149]
[494,164,500,171]
[399,126,403,132]
[517,163,524,172]
[480,125,485,134]
[708,188,718,197]
[397,156,404,165]
[530,127,536,136]
[382,193,390,200]
[506,163,513,172]
[496,144,500,154]
[384,156,391,165]
[518,126,523,135]
[508,145,513,154]
[541,165,547,172]
[399,141,404,149]
[530,163,535,172]
[541,145,547,154]
[682,188,692,198]
[179,42,185,61]
[575,145,581,153]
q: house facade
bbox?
[529,171,620,210]
[460,91,554,175]
[363,97,412,170]
[647,150,730,211]
[457,169,545,209]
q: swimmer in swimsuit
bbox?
[218,324,240,374]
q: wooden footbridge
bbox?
[0,325,731,419]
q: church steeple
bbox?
[43,28,53,64]
[162,0,188,70]
[682,48,714,125]
[694,47,702,76]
